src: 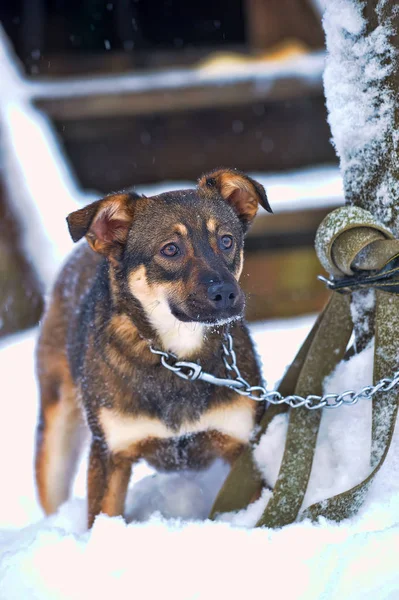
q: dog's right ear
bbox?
[198,168,272,232]
[67,192,140,258]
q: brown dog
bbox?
[35,168,271,527]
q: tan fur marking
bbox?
[37,383,86,514]
[175,223,188,236]
[205,220,220,254]
[219,175,257,220]
[108,267,120,302]
[110,314,139,344]
[206,431,246,465]
[94,195,132,228]
[105,345,134,376]
[128,266,205,357]
[235,249,244,280]
[207,218,217,233]
[86,194,135,256]
[107,314,149,367]
[101,459,131,517]
[99,398,255,454]
[219,174,253,197]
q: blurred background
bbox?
[0,0,342,341]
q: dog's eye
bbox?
[161,243,180,257]
[219,235,233,250]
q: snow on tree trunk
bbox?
[323,0,399,233]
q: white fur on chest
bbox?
[100,402,255,454]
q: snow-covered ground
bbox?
[1,319,399,599]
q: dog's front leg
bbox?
[87,440,132,528]
[101,454,132,519]
[87,439,108,528]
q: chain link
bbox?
[149,334,399,410]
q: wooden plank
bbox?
[32,52,325,120]
[249,206,336,239]
[24,46,244,77]
[243,247,329,320]
[52,95,335,190]
[243,205,335,320]
[245,0,325,51]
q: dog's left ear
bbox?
[67,192,140,259]
[198,168,272,229]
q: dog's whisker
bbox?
[148,300,161,316]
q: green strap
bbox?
[371,291,399,465]
[256,292,353,528]
[315,206,394,277]
[208,404,281,518]
[209,299,333,519]
[302,291,399,522]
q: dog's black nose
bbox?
[207,282,237,309]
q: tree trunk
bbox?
[0,179,43,338]
[324,0,399,233]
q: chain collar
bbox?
[149,334,243,389]
[149,333,399,410]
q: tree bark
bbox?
[325,0,399,233]
[0,180,43,338]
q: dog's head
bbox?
[67,168,271,331]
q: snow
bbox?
[349,289,376,340]
[0,27,91,290]
[323,1,399,232]
[252,344,376,513]
[138,164,344,216]
[2,513,399,600]
[1,316,399,599]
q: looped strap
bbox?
[316,206,399,292]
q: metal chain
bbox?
[149,333,399,410]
